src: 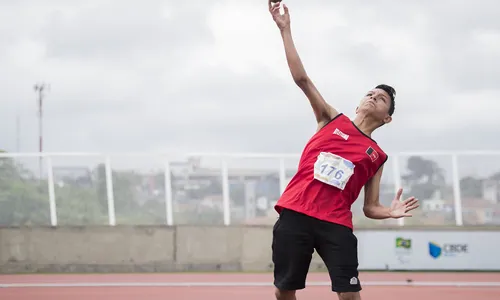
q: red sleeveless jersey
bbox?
[275,113,388,229]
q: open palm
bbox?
[389,188,419,218]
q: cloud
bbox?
[41,1,213,63]
[1,0,499,161]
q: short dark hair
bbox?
[375,84,396,116]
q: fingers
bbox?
[406,203,420,211]
[268,0,280,12]
[404,198,420,213]
[272,4,281,15]
[404,197,417,205]
[269,1,289,16]
[395,188,403,200]
[269,3,280,18]
[405,198,419,209]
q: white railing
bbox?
[1,151,500,227]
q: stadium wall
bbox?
[0,225,499,274]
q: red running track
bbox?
[1,272,500,300]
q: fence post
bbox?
[451,154,464,226]
[221,159,231,226]
[105,156,116,226]
[392,155,405,226]
[164,159,174,226]
[279,158,286,195]
[46,156,57,227]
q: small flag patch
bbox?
[366,147,379,162]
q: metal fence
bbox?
[1,151,499,227]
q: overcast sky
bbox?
[2,0,499,160]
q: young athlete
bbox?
[268,1,420,300]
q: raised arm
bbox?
[363,165,420,219]
[269,1,338,130]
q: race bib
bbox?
[313,152,355,190]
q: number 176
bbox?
[320,163,344,179]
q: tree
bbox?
[459,176,483,199]
[0,151,171,226]
[401,156,446,200]
[0,150,50,225]
[54,183,107,225]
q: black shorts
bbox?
[272,208,361,293]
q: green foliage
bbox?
[4,151,493,228]
[54,183,108,225]
[0,154,50,225]
[0,152,167,226]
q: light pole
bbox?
[34,83,49,180]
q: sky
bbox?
[1,0,500,163]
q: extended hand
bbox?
[268,0,290,31]
[389,188,419,218]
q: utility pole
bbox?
[34,83,50,180]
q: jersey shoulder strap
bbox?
[319,113,346,131]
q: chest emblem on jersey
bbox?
[366,146,379,162]
[333,128,349,140]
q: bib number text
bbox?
[313,152,355,190]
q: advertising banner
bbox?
[356,230,499,270]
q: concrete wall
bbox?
[0,225,329,274]
[1,225,499,274]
